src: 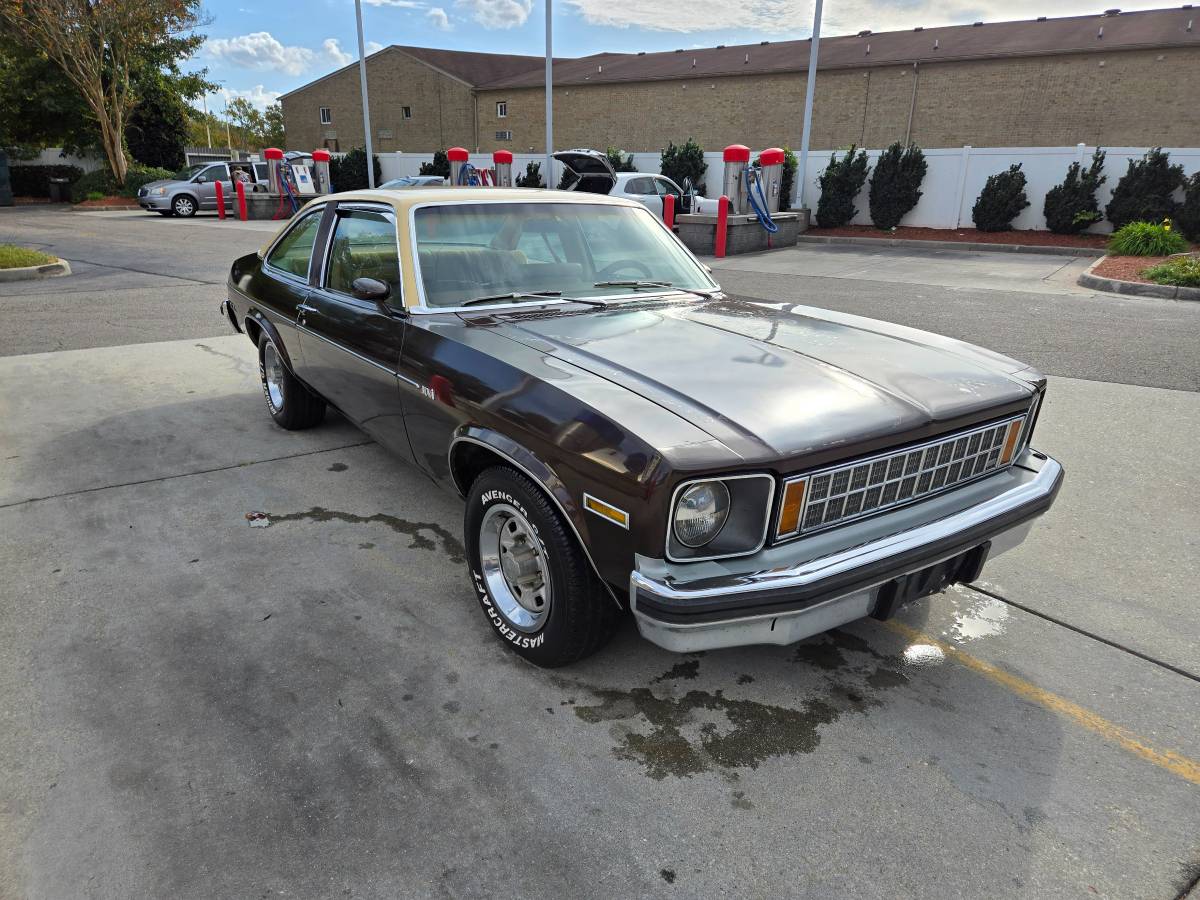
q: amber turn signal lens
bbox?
[777,479,806,537]
[999,419,1024,464]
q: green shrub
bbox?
[85,191,104,201]
[68,163,172,202]
[1044,149,1106,234]
[606,147,636,172]
[0,244,56,268]
[1177,172,1200,242]
[1106,220,1189,256]
[1105,148,1184,230]
[815,146,869,227]
[972,164,1030,232]
[515,161,543,188]
[119,165,172,197]
[1142,255,1200,287]
[419,150,450,179]
[329,148,382,191]
[660,139,707,197]
[8,164,84,198]
[868,142,926,230]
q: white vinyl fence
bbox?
[9,147,106,172]
[376,145,1200,233]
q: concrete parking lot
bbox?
[2,205,1199,899]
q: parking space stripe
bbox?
[883,620,1200,786]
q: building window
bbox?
[319,107,332,125]
[496,101,508,118]
[401,106,412,120]
[495,130,512,141]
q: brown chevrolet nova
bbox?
[222,187,1063,667]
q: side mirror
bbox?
[352,276,391,305]
[195,175,207,183]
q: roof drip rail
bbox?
[1097,25,1104,37]
[934,38,940,49]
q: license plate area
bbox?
[871,542,990,621]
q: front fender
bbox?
[450,426,624,608]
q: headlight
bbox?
[673,481,730,547]
[154,187,166,195]
[667,474,774,562]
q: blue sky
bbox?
[194,0,1171,111]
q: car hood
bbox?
[139,179,178,192]
[488,296,1038,463]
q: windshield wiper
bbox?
[592,280,715,300]
[460,290,562,307]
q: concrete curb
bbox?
[796,234,1106,257]
[72,204,142,212]
[0,257,71,282]
[1076,258,1200,301]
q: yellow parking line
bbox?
[883,620,1200,786]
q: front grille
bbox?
[777,414,1027,539]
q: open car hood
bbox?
[553,149,617,194]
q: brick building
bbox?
[280,7,1200,155]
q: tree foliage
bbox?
[1043,149,1106,234]
[971,164,1030,232]
[606,147,636,172]
[515,161,543,188]
[868,142,926,230]
[1105,148,1185,230]
[660,139,707,196]
[219,98,286,152]
[419,149,450,178]
[329,147,381,191]
[0,0,207,185]
[815,145,869,227]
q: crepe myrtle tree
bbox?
[868,142,926,230]
[0,0,207,186]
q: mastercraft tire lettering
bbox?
[464,466,617,667]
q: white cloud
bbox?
[562,0,1171,35]
[216,84,283,111]
[362,0,425,7]
[322,38,355,66]
[206,31,366,75]
[427,6,452,28]
[455,0,531,29]
[367,40,386,53]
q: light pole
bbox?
[355,0,376,188]
[544,0,553,187]
[797,0,823,210]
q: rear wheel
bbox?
[465,466,617,667]
[257,332,325,430]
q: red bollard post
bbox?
[235,180,248,221]
[714,195,729,258]
[215,179,226,220]
[663,193,675,229]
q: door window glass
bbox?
[626,177,652,195]
[325,209,401,300]
[265,210,323,279]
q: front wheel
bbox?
[257,332,326,429]
[465,467,618,667]
[171,194,197,217]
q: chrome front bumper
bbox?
[630,449,1063,653]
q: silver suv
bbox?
[137,161,270,217]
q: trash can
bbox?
[48,177,70,203]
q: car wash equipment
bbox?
[722,145,750,214]
[744,164,779,235]
[215,180,226,220]
[312,150,332,193]
[264,147,284,195]
[493,151,513,188]
[448,147,475,186]
[758,148,786,213]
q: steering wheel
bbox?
[596,259,653,280]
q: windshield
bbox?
[172,164,208,180]
[413,202,716,308]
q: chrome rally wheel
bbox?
[479,502,551,632]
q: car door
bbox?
[296,201,413,456]
[625,177,662,215]
[249,204,328,364]
[194,164,229,209]
[653,177,683,215]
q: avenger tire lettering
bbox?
[464,465,618,667]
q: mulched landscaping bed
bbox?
[72,197,142,209]
[805,224,1110,249]
[1092,255,1175,285]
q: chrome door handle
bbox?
[296,303,317,314]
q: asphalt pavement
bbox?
[1,208,1198,899]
